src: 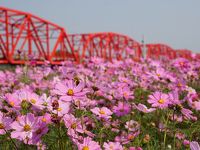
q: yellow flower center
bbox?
[30,99,36,104]
[0,123,4,129]
[99,110,105,115]
[178,104,183,109]
[123,79,128,83]
[128,135,135,140]
[179,62,184,66]
[158,99,165,104]
[157,74,161,77]
[177,83,182,87]
[24,124,31,132]
[43,102,48,106]
[82,146,89,150]
[42,118,46,122]
[10,101,15,107]
[123,92,128,97]
[109,145,114,149]
[189,89,193,93]
[67,89,74,96]
[71,123,77,129]
[57,107,62,111]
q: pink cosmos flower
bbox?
[191,101,200,111]
[74,97,95,109]
[17,90,39,105]
[6,90,43,110]
[187,93,200,111]
[115,131,140,144]
[91,107,113,120]
[0,112,13,134]
[172,58,190,70]
[53,80,89,102]
[28,93,45,110]
[103,141,123,150]
[11,113,39,144]
[181,108,197,121]
[190,141,200,150]
[36,142,46,150]
[77,137,101,150]
[5,93,21,110]
[147,67,167,80]
[129,147,143,150]
[133,103,156,113]
[118,76,132,85]
[170,114,183,122]
[32,121,48,144]
[168,91,181,105]
[113,102,131,117]
[63,114,84,136]
[149,60,161,68]
[183,140,190,146]
[115,86,134,100]
[175,132,185,140]
[38,113,51,124]
[48,100,71,117]
[147,92,169,109]
[174,80,186,91]
[125,120,140,132]
[186,86,196,95]
[38,93,52,109]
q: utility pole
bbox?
[141,35,146,58]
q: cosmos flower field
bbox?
[0,57,200,150]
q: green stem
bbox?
[163,111,170,149]
[4,129,18,150]
[99,127,105,146]
[172,110,176,150]
[57,122,63,150]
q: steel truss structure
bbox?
[146,44,199,60]
[0,7,141,64]
[0,7,199,65]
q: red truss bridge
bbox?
[0,7,199,65]
[145,44,199,60]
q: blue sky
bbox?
[1,0,200,52]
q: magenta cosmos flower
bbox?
[103,141,123,150]
[147,91,169,109]
[115,86,134,100]
[0,112,13,135]
[77,137,101,150]
[190,141,200,150]
[31,121,48,144]
[147,67,167,80]
[11,113,39,143]
[6,90,43,111]
[5,93,21,110]
[172,58,190,69]
[133,103,156,113]
[91,107,113,120]
[53,80,89,102]
[125,120,140,132]
[181,108,197,121]
[63,114,85,136]
[48,100,70,117]
[113,102,131,117]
